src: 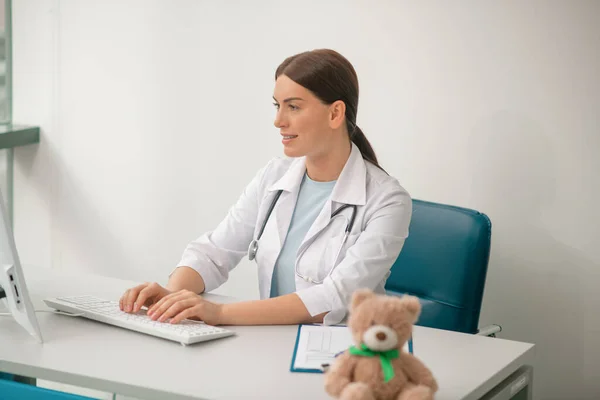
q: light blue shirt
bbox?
[270,174,336,297]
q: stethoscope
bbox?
[248,190,358,284]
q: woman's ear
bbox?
[328,100,346,130]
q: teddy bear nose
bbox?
[376,332,387,341]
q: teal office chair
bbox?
[0,378,96,399]
[386,199,500,335]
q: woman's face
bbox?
[273,75,335,158]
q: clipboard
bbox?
[290,324,413,373]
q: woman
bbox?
[120,49,412,326]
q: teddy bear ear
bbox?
[351,288,376,309]
[402,295,422,321]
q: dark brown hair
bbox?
[275,49,382,170]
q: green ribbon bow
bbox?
[348,344,399,383]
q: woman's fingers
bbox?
[120,283,169,313]
[156,298,200,322]
[148,290,183,315]
[169,305,202,325]
[133,283,162,312]
[124,284,148,312]
[148,290,193,320]
[120,285,146,312]
[119,289,129,311]
[120,286,203,323]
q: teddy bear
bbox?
[324,289,438,400]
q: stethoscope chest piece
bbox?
[248,240,259,261]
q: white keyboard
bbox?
[43,295,235,346]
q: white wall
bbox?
[11,1,600,399]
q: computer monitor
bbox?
[0,189,43,343]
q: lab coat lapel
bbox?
[329,143,367,207]
[274,190,297,246]
[299,197,333,251]
[299,144,367,251]
[268,158,307,246]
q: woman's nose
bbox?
[274,110,287,128]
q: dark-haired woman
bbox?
[120,49,412,326]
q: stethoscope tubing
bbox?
[248,189,358,284]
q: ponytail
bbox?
[348,122,386,172]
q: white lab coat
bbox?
[176,143,412,325]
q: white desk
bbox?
[0,267,535,400]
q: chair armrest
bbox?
[476,324,502,337]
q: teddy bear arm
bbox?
[324,353,358,397]
[400,353,438,392]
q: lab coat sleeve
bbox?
[295,181,412,325]
[173,160,275,293]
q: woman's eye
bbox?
[288,104,299,111]
[272,102,280,109]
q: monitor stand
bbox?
[0,284,7,309]
[0,283,37,386]
[0,284,12,315]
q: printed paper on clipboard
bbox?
[290,324,412,373]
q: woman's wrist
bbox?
[215,303,227,325]
[167,266,206,293]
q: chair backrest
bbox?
[0,378,96,400]
[385,199,492,334]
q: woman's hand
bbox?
[120,282,171,313]
[146,290,223,326]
